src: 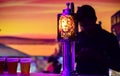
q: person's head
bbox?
[48,56,58,64]
[48,56,55,63]
[77,5,97,31]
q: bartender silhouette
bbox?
[75,5,120,76]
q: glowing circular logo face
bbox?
[59,15,75,39]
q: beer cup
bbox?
[20,58,31,74]
[0,57,5,74]
[7,58,19,74]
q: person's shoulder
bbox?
[102,29,115,36]
[96,24,115,36]
[101,29,117,39]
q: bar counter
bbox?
[0,72,59,76]
[0,72,107,76]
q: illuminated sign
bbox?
[58,14,75,40]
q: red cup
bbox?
[7,58,19,74]
[0,58,5,74]
[20,58,31,75]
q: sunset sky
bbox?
[0,0,120,39]
[0,0,120,56]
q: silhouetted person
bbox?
[45,56,61,73]
[75,5,120,76]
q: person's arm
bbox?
[108,34,120,71]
